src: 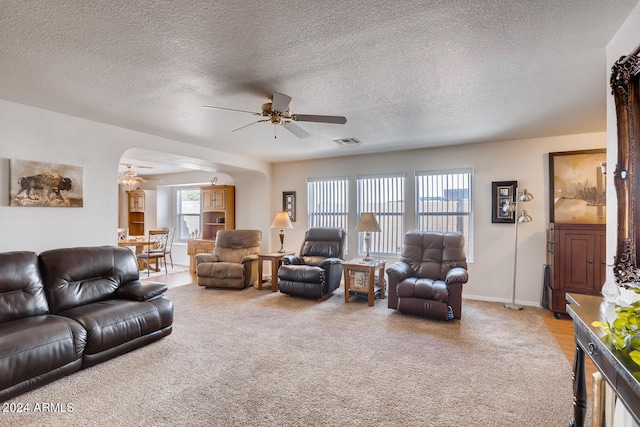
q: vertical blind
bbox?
[356,173,405,257]
[415,168,473,260]
[307,177,349,229]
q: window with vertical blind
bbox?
[415,169,473,261]
[356,173,405,257]
[307,177,349,229]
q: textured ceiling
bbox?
[1,1,638,174]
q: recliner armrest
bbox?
[195,253,219,265]
[446,267,468,284]
[116,281,168,301]
[241,254,259,263]
[386,262,413,282]
[281,255,304,265]
[318,257,343,267]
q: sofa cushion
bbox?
[213,247,257,264]
[0,251,49,323]
[0,315,86,396]
[59,298,172,356]
[279,265,324,283]
[39,246,140,313]
[213,230,261,264]
[198,262,245,280]
[397,277,449,303]
[401,231,467,281]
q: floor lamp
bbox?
[504,188,533,310]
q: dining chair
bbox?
[136,229,170,277]
[163,228,175,268]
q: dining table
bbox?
[117,236,159,271]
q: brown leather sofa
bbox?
[0,246,173,402]
[387,231,468,320]
[277,227,346,299]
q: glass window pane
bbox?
[356,174,405,257]
[416,169,473,261]
[307,178,349,230]
[177,189,201,240]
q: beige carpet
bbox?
[140,264,189,279]
[6,284,580,426]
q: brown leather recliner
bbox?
[277,227,346,299]
[387,231,468,320]
[195,229,262,289]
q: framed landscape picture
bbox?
[491,181,517,223]
[549,149,606,224]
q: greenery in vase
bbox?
[592,290,640,369]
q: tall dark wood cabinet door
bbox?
[559,229,596,293]
[549,223,606,315]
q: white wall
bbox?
[0,99,270,254]
[271,133,606,307]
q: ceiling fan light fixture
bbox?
[119,171,139,189]
[333,137,362,148]
[119,164,144,189]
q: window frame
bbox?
[356,172,405,258]
[415,168,473,261]
[175,187,202,242]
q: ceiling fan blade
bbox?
[202,105,260,115]
[291,114,347,124]
[231,119,269,133]
[283,121,311,139]
[271,92,292,113]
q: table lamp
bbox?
[355,212,381,262]
[271,211,293,253]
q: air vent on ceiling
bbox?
[332,137,362,148]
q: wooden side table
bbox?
[257,252,293,292]
[343,259,386,307]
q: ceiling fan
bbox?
[202,92,347,139]
[118,164,153,189]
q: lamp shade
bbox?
[518,188,534,202]
[270,212,293,229]
[355,213,381,232]
[517,210,533,223]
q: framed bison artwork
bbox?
[10,159,83,207]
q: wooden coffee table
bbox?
[343,258,386,306]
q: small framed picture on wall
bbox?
[283,191,296,222]
[491,181,517,223]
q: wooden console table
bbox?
[187,239,216,273]
[566,293,640,427]
[343,259,386,307]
